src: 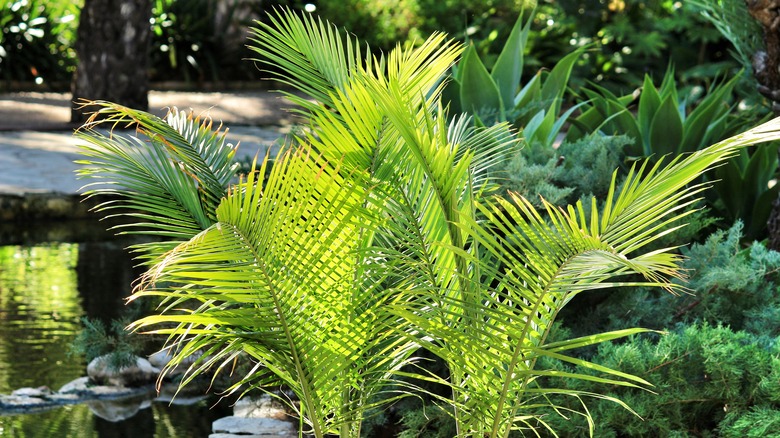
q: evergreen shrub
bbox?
[534,222,780,436]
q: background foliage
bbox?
[0,0,746,92]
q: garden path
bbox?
[0,90,297,197]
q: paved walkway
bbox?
[0,90,297,198]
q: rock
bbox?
[212,416,296,436]
[87,355,160,387]
[209,435,269,438]
[58,376,155,400]
[233,395,289,420]
[148,348,203,377]
[209,434,275,438]
[0,395,49,409]
[11,386,52,397]
[58,377,91,394]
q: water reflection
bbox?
[0,243,84,394]
[0,220,230,436]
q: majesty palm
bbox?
[76,8,780,438]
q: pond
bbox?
[0,218,232,437]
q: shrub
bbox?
[0,0,81,88]
[497,133,630,208]
[530,223,780,436]
[70,317,145,370]
[536,324,780,437]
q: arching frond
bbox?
[75,103,238,259]
[391,117,780,437]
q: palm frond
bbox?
[247,7,366,114]
[395,117,780,437]
[75,103,238,259]
[130,146,418,436]
[120,9,507,437]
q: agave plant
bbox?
[566,67,744,158]
[566,68,778,240]
[75,8,780,438]
[443,11,585,148]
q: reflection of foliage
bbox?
[0,243,84,394]
[0,404,95,438]
[0,244,80,320]
[0,0,82,87]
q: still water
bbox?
[0,219,231,437]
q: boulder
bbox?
[11,386,52,398]
[233,395,289,420]
[148,348,203,377]
[212,416,296,436]
[58,377,91,394]
[87,355,160,387]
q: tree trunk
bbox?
[746,1,780,249]
[70,0,152,123]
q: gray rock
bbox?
[147,348,203,377]
[58,376,155,400]
[87,355,160,387]
[11,387,52,397]
[209,434,269,438]
[0,395,48,408]
[58,377,91,394]
[212,416,296,436]
[233,395,289,420]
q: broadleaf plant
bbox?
[75,8,780,438]
[566,67,778,240]
[566,67,742,158]
[444,11,585,148]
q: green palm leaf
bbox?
[76,103,238,259]
[390,117,780,437]
[90,9,502,438]
[131,147,418,436]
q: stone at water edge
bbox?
[233,395,289,420]
[148,348,204,377]
[11,387,52,398]
[212,416,297,436]
[87,355,160,387]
